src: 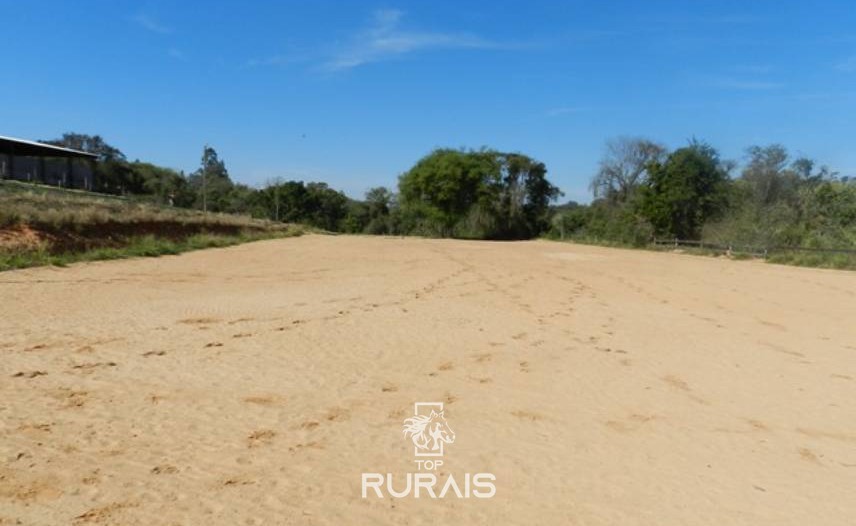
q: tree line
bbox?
[43,133,854,248]
[42,134,561,239]
[43,134,351,231]
[551,137,855,252]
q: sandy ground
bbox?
[1,235,855,525]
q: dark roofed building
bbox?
[0,135,98,190]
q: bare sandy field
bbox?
[1,235,855,525]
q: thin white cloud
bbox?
[323,9,507,71]
[132,13,173,34]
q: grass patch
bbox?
[0,230,302,272]
[767,250,856,270]
[0,181,305,271]
[545,235,642,250]
[0,180,273,230]
[550,236,856,271]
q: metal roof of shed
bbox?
[0,135,99,159]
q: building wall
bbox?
[0,154,94,190]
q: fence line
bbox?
[651,238,856,258]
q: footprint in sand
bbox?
[178,317,219,325]
[474,352,493,363]
[743,418,770,431]
[222,476,255,487]
[662,374,691,391]
[325,407,350,422]
[12,370,47,378]
[243,395,279,406]
[81,470,101,485]
[798,447,822,464]
[758,319,787,331]
[151,465,179,475]
[70,361,118,373]
[247,430,276,448]
[288,441,325,453]
[74,502,137,523]
[596,347,628,355]
[511,410,544,421]
[605,415,654,433]
[661,375,709,405]
[17,422,53,434]
[51,389,89,409]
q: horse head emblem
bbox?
[403,407,455,455]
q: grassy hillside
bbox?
[0,180,303,271]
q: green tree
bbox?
[639,141,730,239]
[342,200,370,233]
[398,148,559,239]
[398,148,497,236]
[362,186,395,234]
[42,133,125,162]
[304,182,348,231]
[494,153,561,238]
[187,146,233,212]
[132,162,186,205]
[223,183,266,217]
[256,180,349,230]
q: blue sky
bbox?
[4,1,856,202]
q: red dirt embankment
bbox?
[0,220,266,254]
